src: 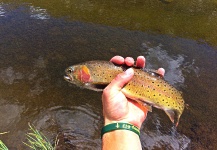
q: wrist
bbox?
[102,129,139,139]
[101,122,140,138]
[102,129,142,150]
[104,118,143,129]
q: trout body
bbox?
[64,61,185,126]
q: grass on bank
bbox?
[0,123,55,150]
[0,140,9,150]
[23,123,55,150]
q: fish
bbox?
[64,61,185,126]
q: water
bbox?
[0,1,217,149]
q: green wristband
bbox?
[101,122,140,138]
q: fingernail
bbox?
[122,68,134,77]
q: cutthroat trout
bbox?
[64,61,185,126]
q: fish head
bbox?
[64,65,91,86]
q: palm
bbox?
[103,90,146,128]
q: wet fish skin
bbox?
[64,61,185,126]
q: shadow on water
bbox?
[0,1,217,150]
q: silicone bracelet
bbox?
[101,122,140,138]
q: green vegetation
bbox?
[0,140,9,150]
[0,124,55,150]
[0,132,9,150]
[23,123,55,150]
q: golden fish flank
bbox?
[64,61,185,126]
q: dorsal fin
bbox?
[144,69,164,78]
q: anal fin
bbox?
[164,109,180,127]
[165,109,175,124]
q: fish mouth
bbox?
[64,75,70,81]
[64,66,74,82]
[64,74,73,83]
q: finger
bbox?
[124,57,135,66]
[110,55,125,65]
[136,56,145,68]
[157,68,165,76]
[103,68,134,96]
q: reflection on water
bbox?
[0,3,5,17]
[141,128,190,149]
[0,99,24,130]
[54,105,101,150]
[0,67,24,84]
[28,105,102,150]
[30,6,50,20]
[0,2,217,150]
[141,43,200,87]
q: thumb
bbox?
[104,68,134,95]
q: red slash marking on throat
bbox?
[80,66,91,83]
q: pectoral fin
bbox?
[84,83,106,92]
[137,101,152,112]
[144,104,152,112]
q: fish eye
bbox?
[67,67,74,73]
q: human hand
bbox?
[102,56,165,129]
